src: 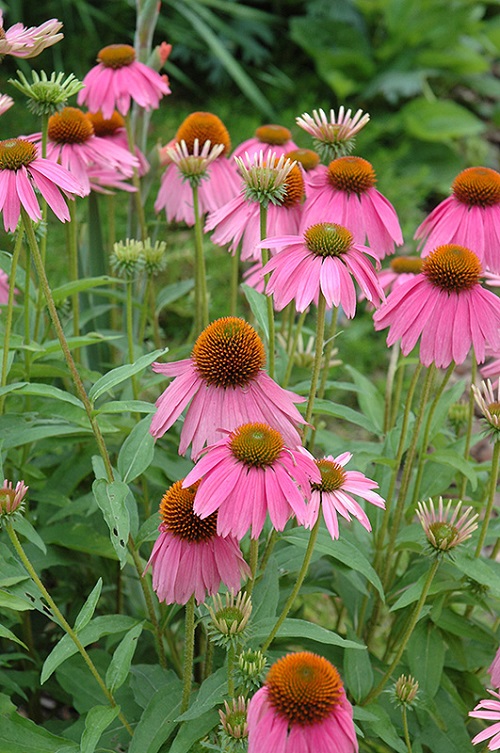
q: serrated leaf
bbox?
[92,479,130,568]
[41,615,139,684]
[80,704,121,753]
[118,417,155,483]
[74,579,103,632]
[89,348,168,402]
[105,622,143,692]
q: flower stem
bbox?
[5,521,134,736]
[125,114,147,242]
[476,440,500,557]
[282,310,307,389]
[126,279,139,399]
[0,228,24,413]
[303,293,327,448]
[260,204,275,379]
[181,595,196,712]
[383,344,400,433]
[362,556,440,705]
[245,539,259,596]
[402,706,413,753]
[230,243,241,317]
[262,516,320,652]
[227,643,235,696]
[317,306,339,401]
[192,183,209,333]
[67,200,80,345]
[459,354,477,500]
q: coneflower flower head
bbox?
[207,591,252,648]
[236,649,268,693]
[472,379,500,441]
[9,70,83,116]
[391,674,419,708]
[296,106,370,161]
[166,138,225,187]
[0,94,14,116]
[219,696,249,751]
[0,12,63,60]
[110,238,145,278]
[234,150,297,207]
[141,238,167,276]
[416,497,478,554]
[0,479,28,525]
[470,689,500,750]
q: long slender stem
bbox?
[262,516,320,652]
[459,354,477,499]
[317,307,339,401]
[282,310,306,389]
[303,293,327,448]
[230,243,240,317]
[5,521,134,735]
[245,539,259,596]
[181,595,196,713]
[0,228,24,413]
[402,706,413,753]
[260,204,275,379]
[125,114,147,242]
[126,279,139,399]
[227,643,235,696]
[192,184,209,333]
[362,556,440,705]
[67,200,80,344]
[476,440,500,557]
[128,536,166,668]
[384,344,400,434]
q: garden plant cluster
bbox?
[1,2,500,753]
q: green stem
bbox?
[129,536,166,668]
[282,310,306,389]
[459,354,477,500]
[5,521,134,736]
[0,228,24,413]
[23,245,32,383]
[230,243,240,317]
[67,200,80,344]
[317,307,339,401]
[260,204,275,379]
[227,643,235,697]
[476,440,500,557]
[125,114,147,242]
[126,279,139,399]
[390,358,406,430]
[384,344,400,434]
[181,595,196,713]
[245,539,259,596]
[192,183,209,333]
[410,363,455,507]
[362,556,440,705]
[303,293,327,448]
[259,529,278,575]
[402,705,413,753]
[262,516,320,652]
[138,276,152,345]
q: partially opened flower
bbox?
[490,649,500,689]
[0,137,84,231]
[415,166,500,273]
[150,317,307,457]
[206,151,305,261]
[143,479,249,605]
[416,497,478,553]
[0,479,28,523]
[9,70,83,117]
[259,222,384,315]
[155,111,239,226]
[472,379,500,440]
[0,94,14,117]
[470,689,500,750]
[183,422,320,539]
[373,244,500,368]
[247,652,358,753]
[297,106,370,160]
[219,696,249,745]
[306,453,385,539]
[301,155,403,258]
[29,107,138,196]
[233,124,298,160]
[0,11,63,59]
[78,43,171,119]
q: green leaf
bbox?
[345,365,384,433]
[0,382,84,409]
[74,578,103,632]
[105,622,143,693]
[312,399,374,431]
[0,590,33,612]
[92,479,130,568]
[168,710,219,753]
[402,97,485,142]
[344,640,373,701]
[0,709,79,753]
[155,279,195,313]
[363,703,407,753]
[453,551,500,599]
[0,623,28,649]
[253,618,365,649]
[241,284,269,341]
[12,516,46,554]
[129,677,183,753]
[407,619,445,699]
[94,400,155,415]
[390,574,458,611]
[136,513,161,547]
[426,449,477,490]
[177,667,227,721]
[130,665,179,709]
[118,417,155,483]
[51,275,120,304]
[41,615,139,684]
[80,705,121,753]
[89,348,168,402]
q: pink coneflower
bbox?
[85,110,149,176]
[259,222,384,316]
[306,453,385,540]
[490,649,500,689]
[150,317,307,457]
[0,137,84,231]
[0,11,63,59]
[155,112,239,226]
[233,124,299,160]
[415,166,500,273]
[377,255,424,295]
[248,652,358,753]
[30,107,138,196]
[301,156,403,258]
[206,152,305,261]
[0,94,14,117]
[0,478,28,519]
[77,43,170,119]
[373,244,500,368]
[144,479,249,605]
[183,422,320,540]
[296,106,370,160]
[286,148,322,190]
[470,689,500,750]
[416,497,478,552]
[472,379,500,440]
